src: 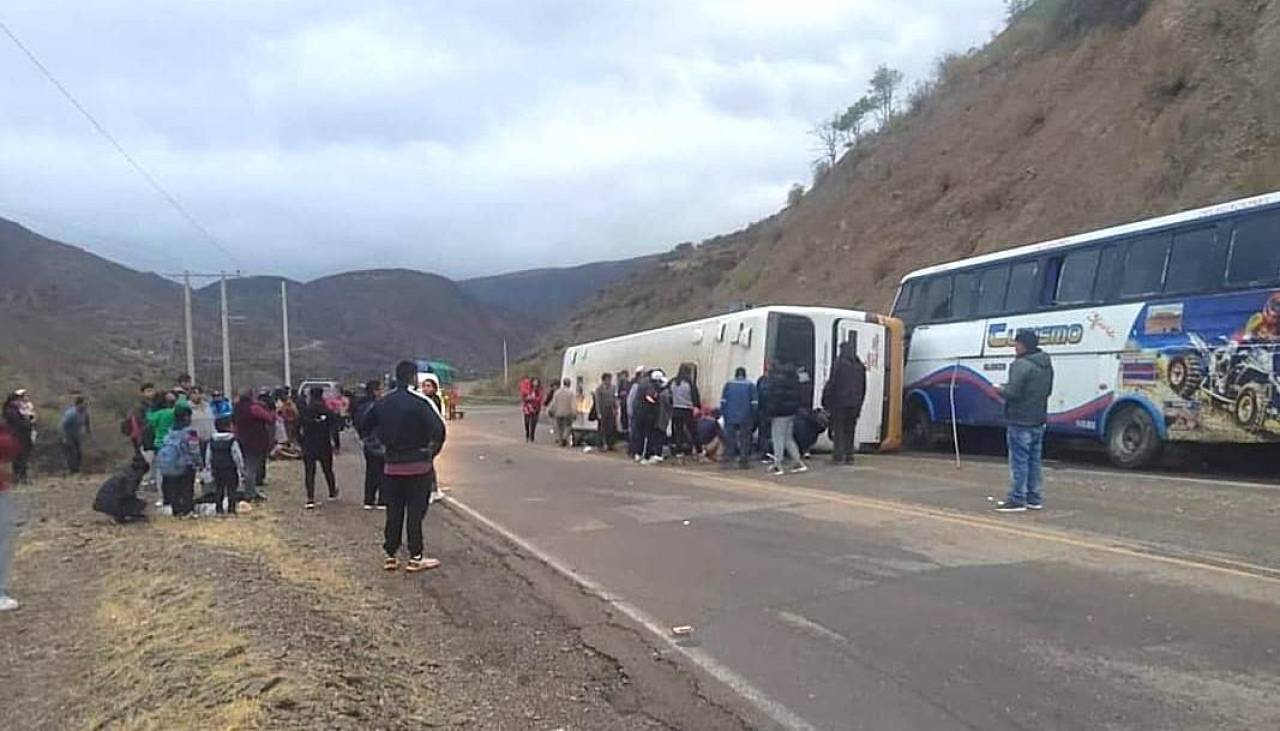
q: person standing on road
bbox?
[204,417,245,515]
[232,389,275,502]
[593,373,618,451]
[520,377,544,443]
[764,364,808,475]
[720,367,758,469]
[420,374,447,503]
[615,371,631,434]
[549,378,577,447]
[626,368,648,459]
[354,380,387,509]
[60,396,91,474]
[0,421,22,611]
[360,360,446,573]
[996,330,1055,513]
[3,390,36,485]
[823,342,867,465]
[298,385,339,509]
[668,365,701,459]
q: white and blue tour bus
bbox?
[892,191,1280,467]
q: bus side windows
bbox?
[1005,260,1040,312]
[1165,227,1226,294]
[1226,210,1280,287]
[1094,245,1121,302]
[1120,234,1171,297]
[975,265,1010,316]
[1053,247,1101,305]
[952,271,979,319]
[921,276,953,322]
[892,281,918,322]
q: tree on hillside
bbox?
[786,183,805,209]
[835,96,876,145]
[810,114,845,168]
[1006,0,1035,22]
[869,65,905,127]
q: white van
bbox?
[560,306,904,452]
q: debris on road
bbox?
[671,625,694,636]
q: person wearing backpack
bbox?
[203,416,245,515]
[298,385,339,509]
[157,406,201,517]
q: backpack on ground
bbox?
[156,430,194,477]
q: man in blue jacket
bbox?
[719,367,758,469]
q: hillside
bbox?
[0,221,542,407]
[528,0,1280,371]
[460,255,659,325]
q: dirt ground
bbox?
[0,453,750,730]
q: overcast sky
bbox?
[0,1,1005,280]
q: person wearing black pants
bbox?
[359,360,447,573]
[354,380,387,509]
[822,342,867,465]
[298,386,338,509]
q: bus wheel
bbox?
[904,399,933,450]
[1234,385,1266,430]
[1106,405,1161,469]
[1167,354,1204,399]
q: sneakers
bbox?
[305,502,317,510]
[383,556,400,571]
[377,504,387,511]
[429,491,444,504]
[994,500,1026,513]
[0,595,18,612]
[768,465,785,476]
[328,490,339,501]
[362,504,374,511]
[788,464,809,474]
[1027,502,1044,511]
[405,556,441,573]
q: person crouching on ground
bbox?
[204,417,245,515]
[156,406,201,517]
[549,377,576,447]
[695,408,724,462]
[359,360,446,573]
[298,385,339,509]
[93,455,149,523]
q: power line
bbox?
[0,18,241,266]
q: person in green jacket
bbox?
[145,392,190,497]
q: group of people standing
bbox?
[518,341,868,475]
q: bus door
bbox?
[767,313,817,405]
[833,319,886,448]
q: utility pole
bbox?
[183,270,195,381]
[220,272,231,395]
[281,279,292,388]
[503,339,509,385]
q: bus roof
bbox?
[564,305,881,351]
[899,190,1280,283]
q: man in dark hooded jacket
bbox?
[823,341,867,464]
[93,455,149,523]
[995,330,1055,512]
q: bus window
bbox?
[1165,227,1226,294]
[892,281,917,322]
[1227,210,1280,287]
[1094,245,1122,302]
[921,276,953,322]
[975,265,1009,316]
[1054,247,1101,305]
[952,271,979,319]
[1004,260,1040,312]
[1120,234,1170,297]
[769,314,815,374]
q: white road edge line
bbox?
[444,495,819,731]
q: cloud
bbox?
[0,0,1004,279]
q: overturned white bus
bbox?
[560,306,903,452]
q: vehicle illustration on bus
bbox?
[892,191,1280,467]
[560,306,904,452]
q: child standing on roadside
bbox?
[204,417,245,515]
[157,406,201,517]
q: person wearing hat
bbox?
[995,329,1055,513]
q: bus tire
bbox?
[904,398,933,450]
[1234,385,1266,431]
[1166,354,1204,399]
[1105,405,1161,469]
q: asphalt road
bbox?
[439,407,1280,731]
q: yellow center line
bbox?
[455,427,1280,585]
